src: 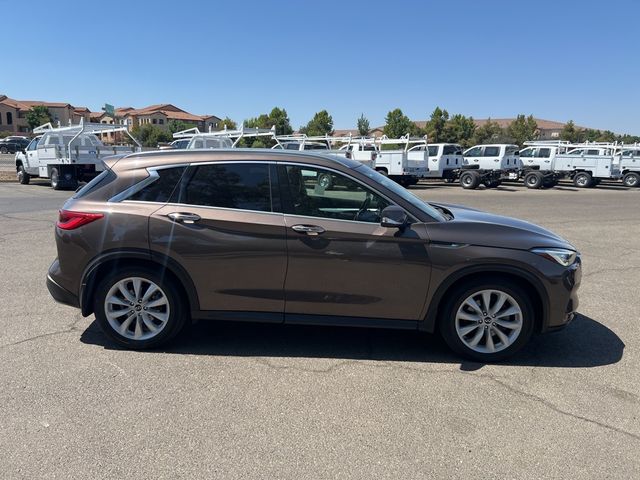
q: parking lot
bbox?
[0,177,639,479]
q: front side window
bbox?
[428,145,439,156]
[27,138,39,151]
[519,148,534,158]
[176,163,272,212]
[465,146,482,156]
[282,165,390,223]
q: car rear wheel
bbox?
[0,146,7,154]
[94,268,187,349]
[439,279,534,362]
[50,168,61,190]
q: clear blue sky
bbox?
[3,0,639,133]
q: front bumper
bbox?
[46,274,79,308]
[544,257,581,331]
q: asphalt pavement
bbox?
[0,180,638,479]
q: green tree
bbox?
[443,114,476,147]
[26,105,53,130]
[131,124,173,147]
[424,107,449,142]
[300,110,334,136]
[560,120,581,143]
[357,114,370,136]
[471,119,504,145]
[382,108,414,139]
[507,114,538,146]
[268,107,293,136]
[218,117,238,130]
[167,120,196,134]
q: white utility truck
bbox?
[409,143,464,181]
[369,135,429,187]
[173,125,278,149]
[617,147,640,187]
[553,144,623,187]
[517,141,573,189]
[463,144,521,180]
[15,121,140,190]
[272,134,377,169]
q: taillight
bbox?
[57,210,104,230]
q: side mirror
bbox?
[381,205,408,229]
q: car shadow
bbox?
[80,313,623,369]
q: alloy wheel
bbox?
[455,289,523,354]
[104,277,170,341]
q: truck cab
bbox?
[463,144,521,176]
[413,143,463,180]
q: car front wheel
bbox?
[439,279,535,362]
[94,268,187,349]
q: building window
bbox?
[6,112,13,125]
[159,119,164,125]
[152,119,157,124]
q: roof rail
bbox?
[32,118,141,147]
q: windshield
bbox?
[355,165,446,222]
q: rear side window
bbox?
[484,146,500,156]
[128,167,186,203]
[443,145,459,155]
[537,148,551,158]
[176,163,272,212]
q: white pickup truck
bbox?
[409,143,463,181]
[463,144,521,178]
[15,122,139,190]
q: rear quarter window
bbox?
[73,169,117,199]
[127,167,186,203]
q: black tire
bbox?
[573,172,593,188]
[0,146,7,154]
[17,165,30,185]
[93,267,187,349]
[460,171,480,189]
[622,172,640,188]
[439,278,535,362]
[317,172,333,190]
[543,177,558,188]
[50,168,62,190]
[376,168,388,177]
[484,179,501,188]
[524,171,544,189]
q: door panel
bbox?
[284,216,430,319]
[278,163,432,320]
[149,206,287,312]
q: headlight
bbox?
[531,248,577,267]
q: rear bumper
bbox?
[46,274,79,309]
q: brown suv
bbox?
[47,150,581,361]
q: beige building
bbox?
[115,104,221,132]
[0,95,221,137]
[0,95,93,134]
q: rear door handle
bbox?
[291,224,325,236]
[167,212,201,224]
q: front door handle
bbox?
[167,212,201,224]
[291,224,325,236]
